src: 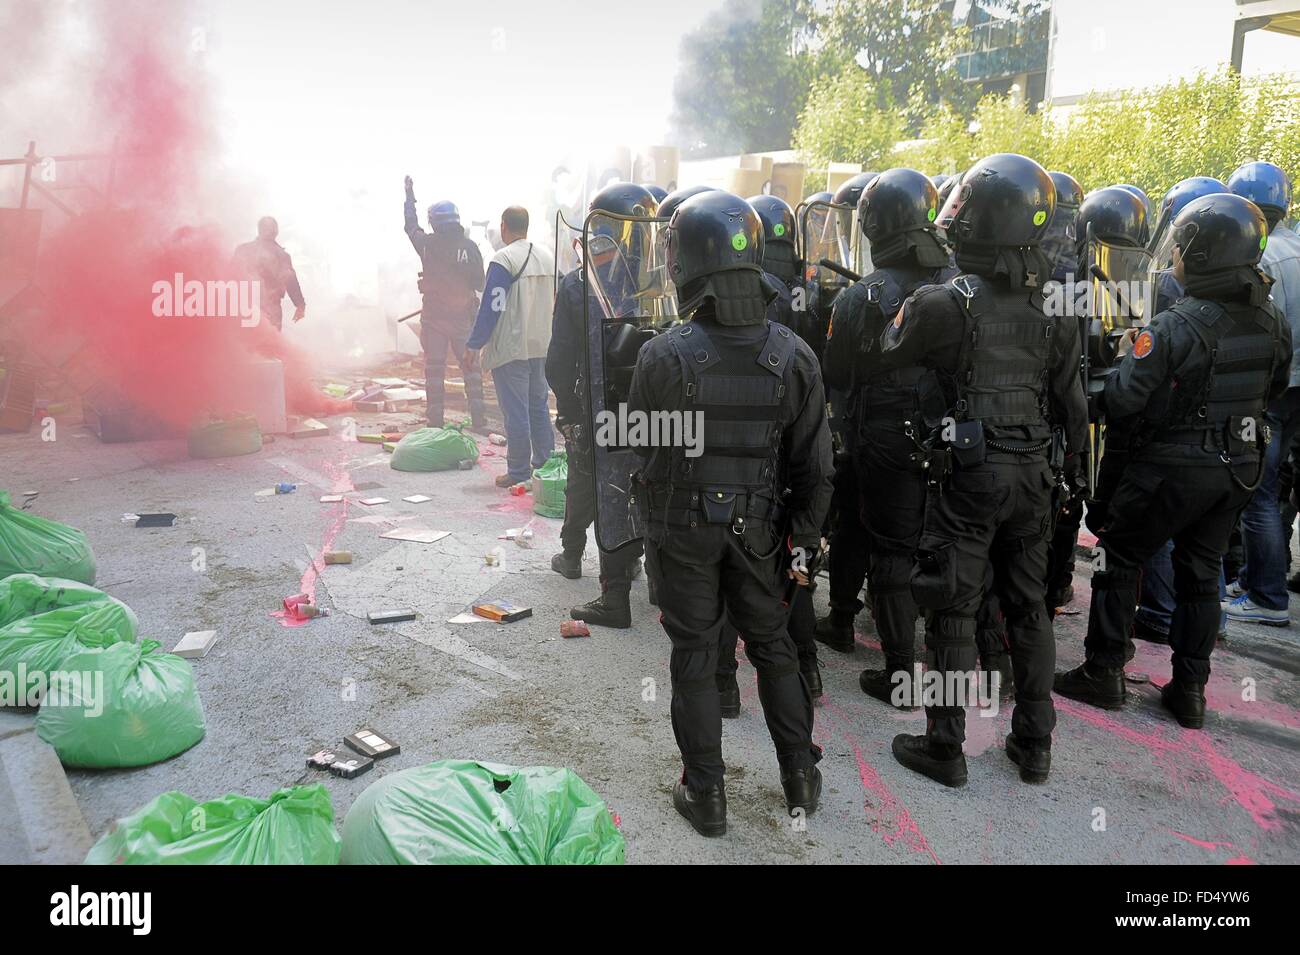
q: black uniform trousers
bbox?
[856,420,925,668]
[1085,457,1251,686]
[826,450,870,619]
[914,452,1057,751]
[559,436,643,589]
[717,586,816,679]
[646,525,818,791]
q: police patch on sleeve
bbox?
[1132,329,1155,359]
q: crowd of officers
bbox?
[412,153,1296,838]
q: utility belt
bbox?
[912,418,1051,487]
[646,484,783,530]
[1147,415,1267,453]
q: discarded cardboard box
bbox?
[172,630,219,658]
[472,600,532,623]
[323,550,352,565]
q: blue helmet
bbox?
[1159,177,1227,225]
[638,183,669,204]
[427,200,460,230]
[1227,161,1292,228]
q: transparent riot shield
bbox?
[553,209,583,289]
[798,199,857,290]
[582,211,677,554]
[1083,227,1154,494]
[1087,234,1154,368]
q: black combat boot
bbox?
[550,549,582,579]
[1005,734,1051,784]
[673,779,726,837]
[1054,660,1126,710]
[718,674,741,719]
[1160,679,1206,729]
[800,657,823,699]
[814,611,855,653]
[891,733,968,788]
[858,658,919,710]
[570,590,631,629]
[781,766,822,816]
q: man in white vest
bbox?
[463,207,557,486]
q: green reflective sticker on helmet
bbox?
[1261,234,1268,251]
[927,207,937,222]
[773,223,785,237]
[732,233,748,251]
[1033,210,1047,226]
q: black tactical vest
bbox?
[661,320,797,494]
[1151,297,1279,438]
[948,274,1054,428]
[858,266,949,412]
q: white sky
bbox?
[197,0,728,299]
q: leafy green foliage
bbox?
[886,69,1300,214]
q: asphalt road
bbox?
[2,413,1298,864]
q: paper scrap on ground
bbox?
[172,630,219,658]
[379,527,450,544]
[447,612,489,624]
[402,494,432,503]
[358,497,389,506]
[320,494,343,503]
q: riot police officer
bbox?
[820,167,953,706]
[748,194,801,331]
[1042,171,1084,284]
[1047,186,1152,613]
[628,190,833,835]
[1150,177,1228,313]
[403,178,487,428]
[812,172,877,655]
[877,154,1088,786]
[545,182,656,627]
[1055,193,1291,728]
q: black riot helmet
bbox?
[748,194,797,245]
[938,153,1055,248]
[930,173,954,193]
[832,172,879,210]
[589,181,658,219]
[657,184,716,223]
[856,168,951,269]
[747,194,799,283]
[1049,171,1084,209]
[805,190,833,205]
[1078,187,1149,248]
[1172,192,1269,276]
[1114,183,1153,220]
[857,168,939,242]
[666,190,768,325]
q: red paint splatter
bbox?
[1058,699,1299,832]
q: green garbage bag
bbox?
[85,784,341,865]
[390,424,479,472]
[0,602,136,704]
[532,450,567,519]
[36,640,205,768]
[340,759,624,865]
[0,574,135,629]
[0,491,96,585]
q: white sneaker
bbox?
[1224,595,1290,627]
[1224,580,1245,599]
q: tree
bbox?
[792,67,902,169]
[808,0,975,128]
[667,0,814,158]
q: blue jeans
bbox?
[1136,539,1227,633]
[1238,391,1300,610]
[491,358,555,483]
